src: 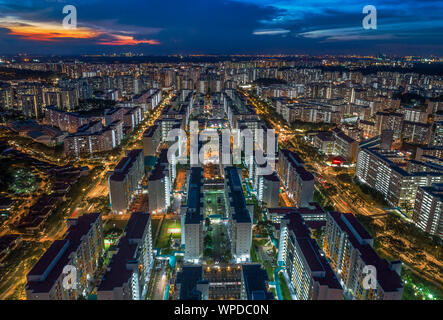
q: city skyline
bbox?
[0,0,442,305]
[0,0,442,55]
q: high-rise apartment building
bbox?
[356,147,443,213]
[278,212,343,300]
[26,213,104,300]
[375,112,404,139]
[323,211,403,300]
[412,184,442,239]
[97,212,154,300]
[255,171,280,208]
[277,149,315,207]
[64,120,124,157]
[224,166,252,262]
[182,167,205,263]
[429,121,443,147]
[148,149,171,214]
[109,149,145,214]
[143,124,161,158]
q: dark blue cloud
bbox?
[0,0,441,55]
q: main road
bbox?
[0,92,173,300]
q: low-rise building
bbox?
[277,149,315,207]
[175,265,209,300]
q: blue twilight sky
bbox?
[0,0,442,55]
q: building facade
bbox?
[97,212,154,300]
[323,212,403,300]
[26,213,104,300]
[109,149,145,214]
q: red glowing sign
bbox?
[332,159,342,165]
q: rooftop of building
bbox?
[316,131,335,142]
[403,120,430,128]
[185,167,204,224]
[98,212,150,291]
[420,183,443,201]
[363,147,443,178]
[409,160,443,173]
[359,120,375,126]
[241,264,274,300]
[143,124,159,138]
[176,265,207,300]
[280,148,305,167]
[263,172,280,182]
[333,128,356,144]
[375,111,404,117]
[295,166,315,181]
[110,149,143,182]
[225,166,251,224]
[283,212,342,289]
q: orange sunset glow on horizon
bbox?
[0,17,160,45]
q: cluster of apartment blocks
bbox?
[143,89,193,160]
[26,211,154,300]
[356,145,443,238]
[342,102,443,146]
[310,115,439,153]
[278,210,343,300]
[181,166,253,264]
[311,128,359,162]
[270,205,403,300]
[3,60,442,120]
[0,71,163,119]
[223,89,280,172]
[43,88,162,157]
[223,89,263,130]
[270,89,443,145]
[273,98,344,124]
[142,91,194,215]
[0,81,85,119]
[46,105,142,157]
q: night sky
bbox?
[0,0,442,55]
